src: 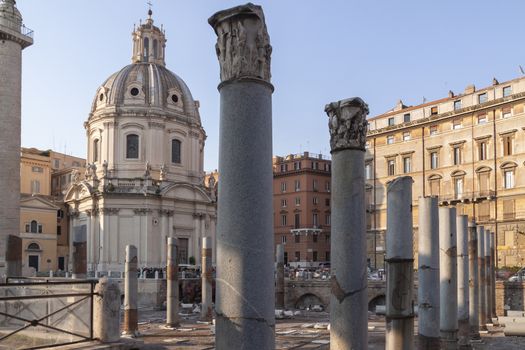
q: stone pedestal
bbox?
[456,215,470,347]
[417,197,440,349]
[123,245,138,336]
[325,97,369,350]
[276,244,285,309]
[439,207,458,348]
[477,226,487,330]
[468,220,480,340]
[94,277,121,342]
[166,237,179,327]
[209,4,274,349]
[385,177,414,350]
[201,237,213,322]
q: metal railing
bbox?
[0,17,34,39]
[0,278,96,349]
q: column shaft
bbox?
[468,220,480,339]
[456,215,470,347]
[490,231,496,319]
[276,244,285,309]
[477,226,487,330]
[167,237,179,327]
[485,229,492,325]
[201,237,213,321]
[123,245,138,336]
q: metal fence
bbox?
[0,278,96,349]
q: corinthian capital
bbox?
[208,3,272,84]
[325,97,369,152]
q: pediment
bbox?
[20,196,59,210]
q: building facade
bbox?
[366,77,525,268]
[64,10,216,275]
[273,152,332,267]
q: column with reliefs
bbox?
[325,98,369,349]
[209,4,274,349]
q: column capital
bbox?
[325,97,369,152]
[208,3,272,85]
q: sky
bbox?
[18,0,525,170]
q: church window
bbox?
[171,139,181,164]
[153,39,158,59]
[130,87,139,96]
[99,93,104,102]
[126,134,139,159]
[143,37,149,61]
[93,139,99,162]
[30,220,38,233]
[171,94,179,103]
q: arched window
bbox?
[30,220,38,233]
[126,134,139,159]
[143,37,149,61]
[153,39,158,59]
[171,139,181,164]
[93,139,99,162]
[28,243,40,250]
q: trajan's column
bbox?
[0,0,33,276]
[209,3,274,349]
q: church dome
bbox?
[91,62,200,122]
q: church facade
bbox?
[64,11,216,275]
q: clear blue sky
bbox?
[18,0,525,170]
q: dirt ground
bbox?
[123,308,525,349]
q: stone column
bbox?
[275,244,285,309]
[477,226,487,330]
[468,220,480,340]
[122,245,138,336]
[385,177,414,350]
[209,4,274,349]
[93,277,121,342]
[439,207,458,348]
[0,0,33,276]
[72,241,87,279]
[201,237,213,322]
[6,235,22,277]
[160,211,168,265]
[417,196,440,349]
[324,98,369,350]
[485,229,492,325]
[490,231,496,320]
[456,214,470,348]
[166,237,179,327]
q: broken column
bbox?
[477,226,487,330]
[93,277,121,342]
[385,176,414,350]
[276,243,285,309]
[417,196,440,349]
[485,229,492,325]
[456,215,470,347]
[72,241,87,279]
[122,245,138,336]
[468,220,480,340]
[439,207,458,348]
[166,237,179,328]
[325,97,369,349]
[209,4,275,348]
[201,236,213,322]
[490,231,496,320]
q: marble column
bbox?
[166,237,179,327]
[160,211,168,265]
[468,220,480,340]
[275,244,285,309]
[123,245,138,336]
[201,237,213,321]
[456,215,470,347]
[93,277,121,343]
[485,229,492,325]
[325,98,369,350]
[490,231,496,320]
[385,176,414,350]
[477,226,487,330]
[439,207,458,348]
[417,196,440,349]
[209,4,274,349]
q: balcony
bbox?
[0,17,34,44]
[291,227,322,235]
[438,190,496,206]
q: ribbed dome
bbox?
[91,62,200,123]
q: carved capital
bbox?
[325,97,369,152]
[209,3,272,84]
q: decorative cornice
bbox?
[426,145,443,152]
[474,135,492,141]
[133,208,152,215]
[325,97,369,152]
[449,140,467,147]
[100,207,120,215]
[159,209,174,217]
[498,129,518,137]
[209,3,272,84]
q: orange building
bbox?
[273,152,332,267]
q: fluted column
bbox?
[456,214,470,347]
[325,97,369,349]
[417,196,440,349]
[439,207,458,348]
[209,5,274,347]
[468,220,480,340]
[385,176,414,350]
